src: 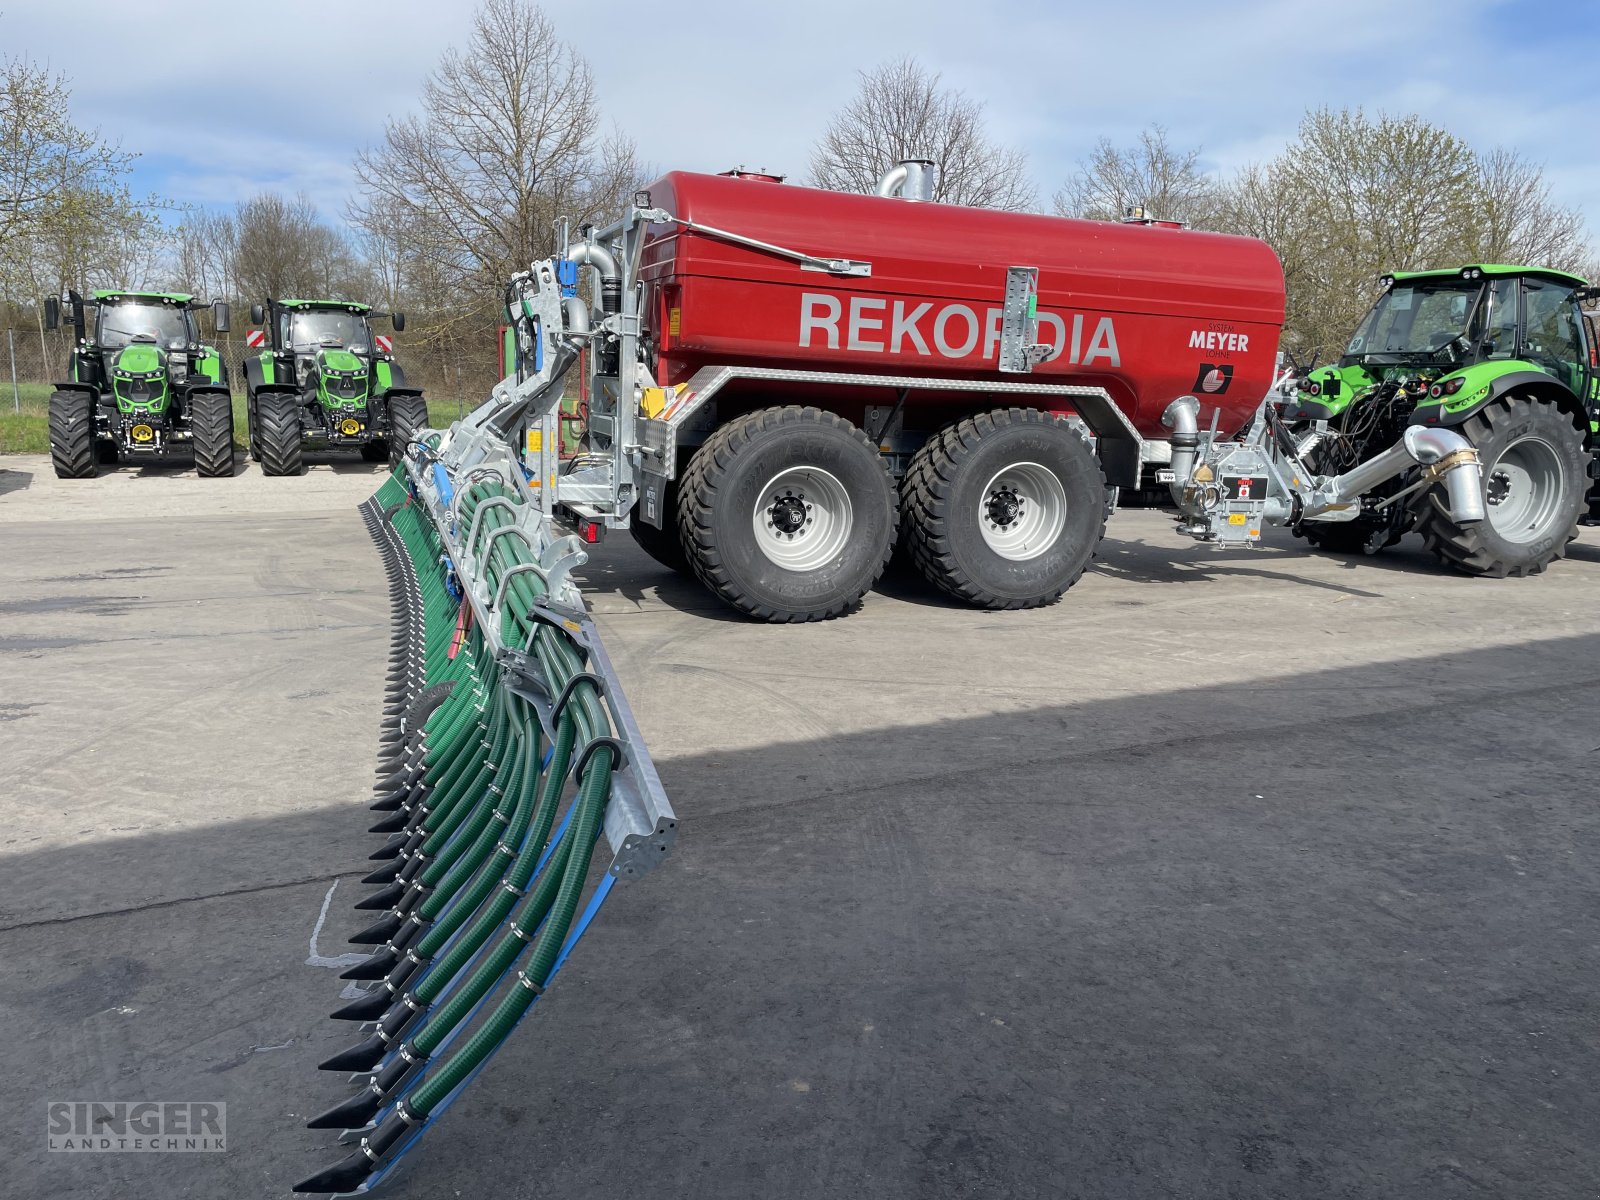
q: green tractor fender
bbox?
[372,358,411,395]
[242,354,285,395]
[1409,363,1588,441]
[49,380,101,402]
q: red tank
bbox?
[639,170,1286,437]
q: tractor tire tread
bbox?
[48,390,98,479]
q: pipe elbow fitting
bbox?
[1161,395,1201,443]
[564,241,619,281]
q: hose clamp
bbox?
[501,880,528,898]
[515,970,545,994]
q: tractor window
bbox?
[97,302,192,351]
[1346,282,1479,359]
[287,310,369,352]
[1522,280,1584,386]
[1480,278,1518,360]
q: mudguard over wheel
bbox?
[629,479,691,576]
[255,392,305,476]
[902,409,1106,609]
[677,406,897,621]
[48,390,98,479]
[387,394,429,468]
[189,391,235,478]
[1414,394,1586,578]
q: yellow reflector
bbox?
[668,306,681,337]
[527,430,543,454]
[131,424,154,442]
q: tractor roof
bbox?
[1388,264,1589,287]
[279,298,372,313]
[92,289,196,305]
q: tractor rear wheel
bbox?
[387,395,429,468]
[255,393,305,476]
[48,390,98,479]
[189,391,235,478]
[1414,394,1586,578]
[902,409,1106,609]
[677,406,897,621]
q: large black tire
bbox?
[360,440,390,463]
[189,391,235,478]
[902,409,1106,609]
[387,394,430,468]
[677,406,897,621]
[48,390,98,479]
[255,392,305,476]
[1414,394,1587,578]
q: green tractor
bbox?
[243,299,428,475]
[43,290,235,479]
[1284,265,1600,576]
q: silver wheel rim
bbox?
[1484,436,1566,544]
[752,466,853,571]
[979,462,1067,560]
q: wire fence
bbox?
[1,323,503,417]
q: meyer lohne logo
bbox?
[1193,363,1234,394]
[47,1101,226,1152]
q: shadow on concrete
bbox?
[0,465,34,496]
[5,632,1600,1199]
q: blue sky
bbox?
[5,0,1598,249]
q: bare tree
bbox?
[1054,126,1220,226]
[349,0,641,331]
[1468,148,1589,272]
[810,56,1034,210]
[233,192,366,302]
[172,209,238,300]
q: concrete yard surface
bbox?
[2,451,1597,1199]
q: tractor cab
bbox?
[1291,266,1598,425]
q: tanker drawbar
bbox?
[1160,394,1486,546]
[292,411,675,1194]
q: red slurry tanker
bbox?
[640,168,1285,439]
[477,163,1288,621]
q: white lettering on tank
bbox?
[800,293,842,349]
[983,308,1003,361]
[1189,330,1206,349]
[933,305,980,358]
[890,301,932,354]
[847,297,886,351]
[1037,313,1066,361]
[1084,317,1120,366]
[1070,314,1084,364]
